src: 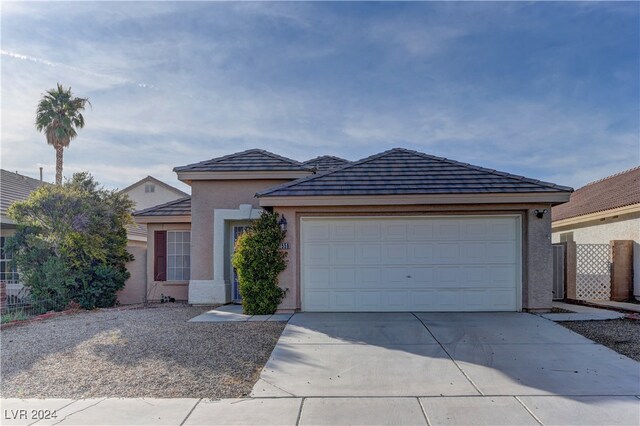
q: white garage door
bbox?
[301,216,521,312]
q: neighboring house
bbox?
[552,167,640,299]
[135,148,572,312]
[0,169,49,293]
[120,175,189,211]
[117,176,190,305]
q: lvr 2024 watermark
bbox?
[3,409,58,421]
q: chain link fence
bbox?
[1,284,77,323]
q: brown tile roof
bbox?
[258,148,573,198]
[133,196,191,217]
[1,169,50,223]
[552,167,640,222]
[174,149,311,172]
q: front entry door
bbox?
[232,225,250,303]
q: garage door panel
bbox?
[407,223,434,240]
[334,291,356,310]
[356,222,382,240]
[436,243,461,263]
[383,244,408,263]
[359,267,383,287]
[382,223,407,240]
[331,222,356,240]
[489,290,517,309]
[358,244,382,263]
[304,243,330,264]
[333,244,356,264]
[306,223,331,241]
[488,266,517,286]
[409,243,435,261]
[305,267,330,288]
[305,291,330,311]
[434,221,460,239]
[386,291,409,309]
[359,291,382,309]
[434,267,463,284]
[488,242,517,262]
[408,267,435,286]
[491,222,516,240]
[410,290,437,310]
[302,216,519,312]
[333,267,357,289]
[382,267,409,286]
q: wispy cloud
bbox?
[1,2,638,191]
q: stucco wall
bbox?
[117,240,147,304]
[274,202,554,312]
[552,214,640,296]
[190,179,291,281]
[124,183,187,211]
[146,222,191,302]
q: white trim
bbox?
[260,192,570,207]
[135,215,191,224]
[299,214,523,312]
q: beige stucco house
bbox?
[135,148,572,312]
[552,166,639,300]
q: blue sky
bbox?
[2,1,638,192]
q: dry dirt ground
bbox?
[1,304,284,398]
[560,318,640,361]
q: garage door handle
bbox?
[406,275,412,278]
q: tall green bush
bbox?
[7,172,134,309]
[232,211,287,315]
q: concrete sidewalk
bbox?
[541,301,626,321]
[3,395,640,425]
[188,304,293,323]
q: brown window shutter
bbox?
[154,231,167,281]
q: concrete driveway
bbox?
[4,313,638,425]
[249,312,640,425]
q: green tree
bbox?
[36,83,90,185]
[7,172,134,309]
[232,212,287,315]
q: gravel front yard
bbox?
[1,304,285,398]
[560,319,640,361]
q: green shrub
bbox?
[232,211,287,315]
[7,172,133,310]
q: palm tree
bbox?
[36,83,91,185]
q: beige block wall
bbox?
[274,203,554,312]
[552,214,640,294]
[146,222,191,302]
[190,179,291,281]
[117,240,147,305]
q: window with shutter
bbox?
[154,231,167,281]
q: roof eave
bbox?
[552,203,640,229]
[134,215,192,224]
[176,170,312,182]
[259,192,572,207]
